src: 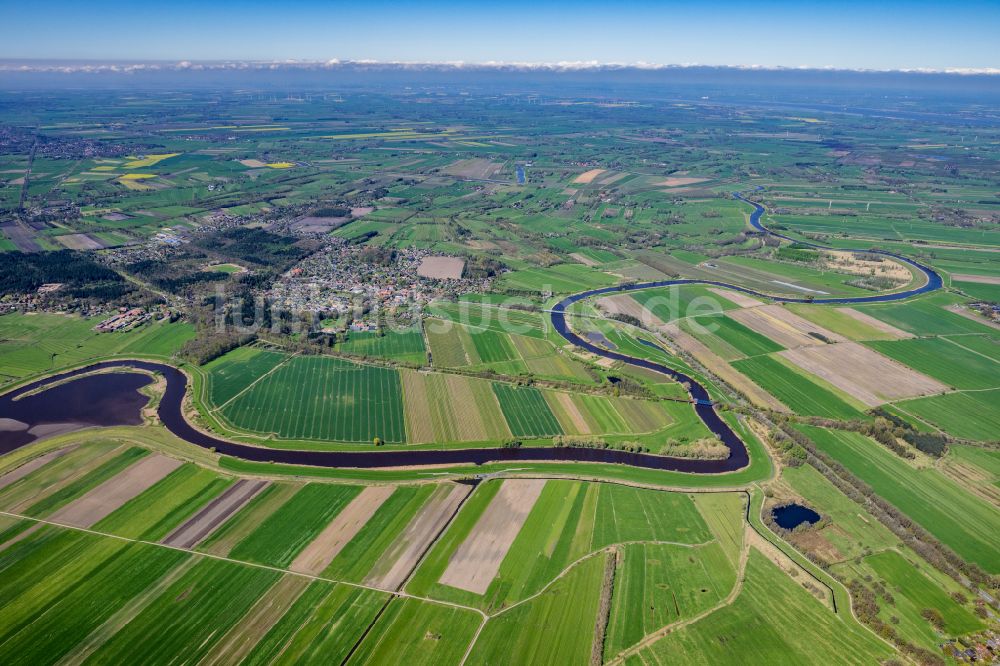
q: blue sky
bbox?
[2,0,998,70]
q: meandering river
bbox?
[0,194,944,473]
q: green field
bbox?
[335,327,427,365]
[242,581,388,665]
[228,483,361,567]
[843,550,983,647]
[799,425,1000,572]
[855,295,998,337]
[780,462,984,648]
[219,355,406,442]
[731,355,864,419]
[0,313,193,384]
[628,549,892,665]
[204,346,287,406]
[86,557,281,665]
[593,483,713,548]
[491,383,563,437]
[468,552,608,665]
[606,542,736,658]
[469,328,519,363]
[893,389,1000,441]
[349,597,481,665]
[0,530,187,666]
[498,263,619,293]
[867,336,1000,389]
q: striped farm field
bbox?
[219,355,406,442]
[0,531,188,665]
[240,581,387,664]
[0,441,122,512]
[593,483,712,548]
[468,552,608,665]
[631,550,891,665]
[350,597,482,665]
[469,329,518,363]
[612,396,674,432]
[492,383,563,437]
[92,463,232,540]
[731,355,864,419]
[512,333,594,383]
[682,314,785,360]
[428,301,548,339]
[198,483,303,557]
[542,391,671,435]
[228,483,362,568]
[23,447,149,518]
[800,425,1000,572]
[86,557,282,665]
[322,485,439,582]
[544,391,602,434]
[856,295,999,337]
[425,318,475,367]
[605,542,736,659]
[402,370,510,443]
[204,346,288,407]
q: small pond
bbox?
[771,503,821,529]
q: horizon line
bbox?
[1,59,998,77]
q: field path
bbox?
[605,525,752,665]
[60,557,201,666]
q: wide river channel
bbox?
[0,194,943,474]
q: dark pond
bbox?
[0,371,152,454]
[772,503,821,529]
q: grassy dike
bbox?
[2,418,772,489]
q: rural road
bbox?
[0,192,944,474]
